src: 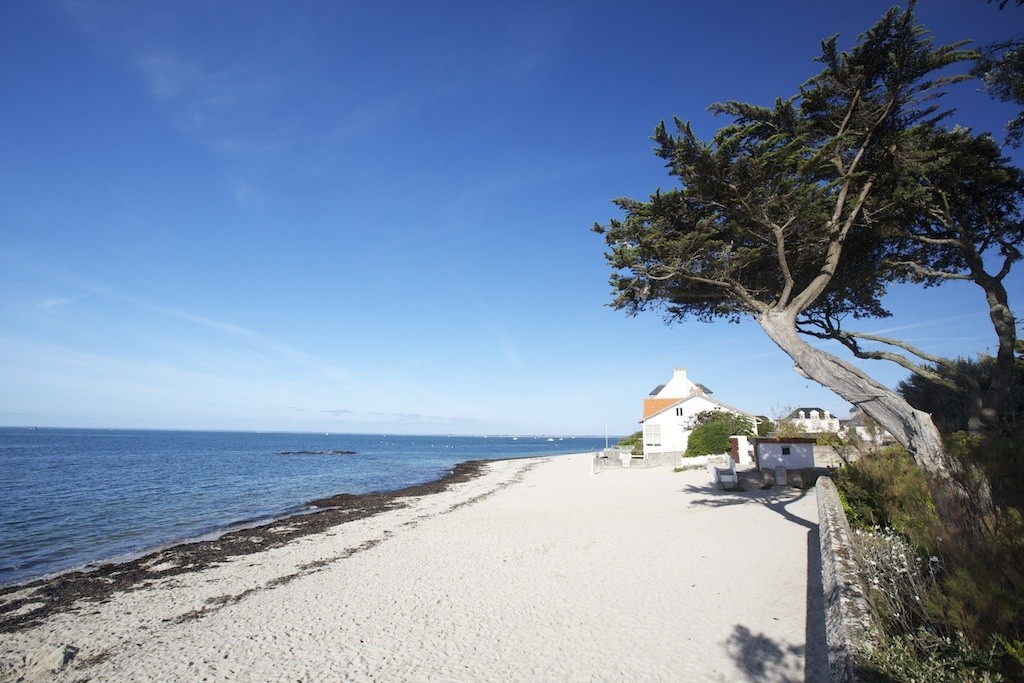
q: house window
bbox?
[782,446,791,455]
[646,424,662,447]
[676,407,685,417]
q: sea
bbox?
[0,427,610,588]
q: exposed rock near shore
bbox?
[0,460,486,634]
[279,450,357,455]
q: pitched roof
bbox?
[643,397,682,420]
[786,407,832,419]
[641,393,755,422]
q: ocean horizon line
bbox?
[1,425,622,440]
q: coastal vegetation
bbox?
[596,2,1023,678]
[683,411,753,456]
[837,437,1024,679]
[618,430,644,455]
[833,345,1024,678]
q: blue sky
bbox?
[1,0,1020,436]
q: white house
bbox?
[841,406,896,447]
[785,407,842,434]
[640,368,756,457]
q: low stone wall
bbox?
[815,476,875,681]
[592,450,682,471]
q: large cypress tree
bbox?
[594,7,1017,491]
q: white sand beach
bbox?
[1,454,827,682]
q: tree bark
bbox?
[972,265,1017,434]
[757,309,952,482]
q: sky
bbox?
[1,0,1021,436]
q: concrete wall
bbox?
[592,449,682,471]
[816,476,876,681]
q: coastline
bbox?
[0,459,490,632]
[1,453,827,681]
[0,429,609,591]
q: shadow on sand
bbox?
[681,470,830,682]
[725,624,805,682]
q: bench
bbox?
[707,455,739,489]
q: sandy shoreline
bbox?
[1,454,827,681]
[0,460,490,632]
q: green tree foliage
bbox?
[756,418,774,437]
[772,420,807,439]
[617,430,644,455]
[803,128,1023,434]
[898,344,1024,436]
[973,34,1024,147]
[594,5,1024,488]
[617,430,643,446]
[684,411,753,456]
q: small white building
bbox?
[640,368,756,457]
[785,407,841,434]
[753,437,817,470]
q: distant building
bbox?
[840,406,896,447]
[785,407,841,434]
[640,368,756,457]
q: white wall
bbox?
[731,434,753,466]
[656,368,697,398]
[756,442,814,470]
[643,394,728,455]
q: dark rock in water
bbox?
[0,460,487,634]
[279,450,357,455]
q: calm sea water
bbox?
[0,428,609,588]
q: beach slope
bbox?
[1,454,826,681]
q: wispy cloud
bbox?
[5,248,356,384]
[54,2,296,208]
[100,289,356,382]
[36,288,106,310]
[861,312,982,337]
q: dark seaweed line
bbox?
[0,460,488,633]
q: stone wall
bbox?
[815,476,876,681]
[592,449,681,471]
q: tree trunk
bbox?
[976,269,1017,434]
[757,309,952,482]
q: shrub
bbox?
[771,419,806,438]
[852,527,941,635]
[862,628,1004,682]
[838,436,1024,680]
[617,430,644,456]
[684,412,753,456]
[837,446,940,552]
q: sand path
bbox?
[1,454,827,682]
